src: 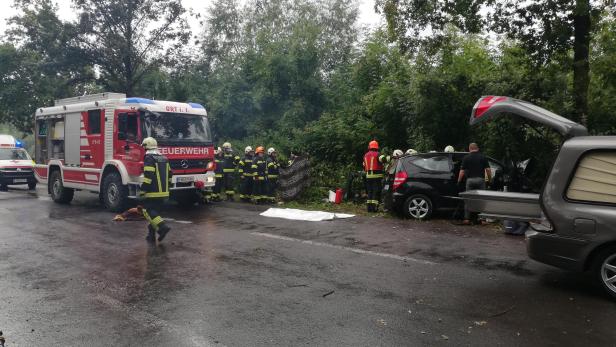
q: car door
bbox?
[410,154,454,206]
[115,112,143,176]
[382,158,400,211]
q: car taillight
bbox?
[473,95,507,118]
[393,171,408,191]
[206,161,215,171]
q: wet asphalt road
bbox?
[0,187,615,346]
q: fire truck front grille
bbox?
[169,159,208,170]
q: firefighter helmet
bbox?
[406,148,418,155]
[245,146,253,154]
[444,145,454,153]
[368,140,379,150]
[267,147,276,155]
[255,146,265,154]
[393,149,403,158]
[141,137,157,150]
[214,147,222,155]
[222,142,232,149]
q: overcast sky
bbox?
[0,0,381,37]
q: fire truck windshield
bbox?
[140,111,213,146]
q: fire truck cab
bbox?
[0,135,37,191]
[33,92,215,211]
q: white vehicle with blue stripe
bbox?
[0,135,37,191]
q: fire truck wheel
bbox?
[102,172,128,212]
[49,170,74,204]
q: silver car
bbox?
[461,96,616,300]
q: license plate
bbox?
[177,176,194,183]
[13,179,27,183]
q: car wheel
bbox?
[28,182,37,190]
[591,245,616,300]
[403,194,433,220]
[102,172,128,212]
[49,170,74,204]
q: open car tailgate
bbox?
[459,190,542,222]
[471,96,588,138]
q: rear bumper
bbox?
[526,230,591,272]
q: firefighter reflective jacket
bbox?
[222,152,240,173]
[267,157,280,179]
[363,150,384,179]
[253,155,267,180]
[214,155,223,178]
[239,155,255,177]
[141,153,171,198]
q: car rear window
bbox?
[408,155,451,172]
[567,151,616,205]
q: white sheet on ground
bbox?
[260,208,354,221]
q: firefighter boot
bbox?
[146,225,156,243]
[157,223,171,242]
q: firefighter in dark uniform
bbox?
[211,147,223,201]
[252,146,267,204]
[363,140,386,212]
[239,146,255,202]
[140,137,171,242]
[221,142,240,201]
[266,147,280,203]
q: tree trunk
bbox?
[573,0,591,126]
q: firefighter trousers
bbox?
[365,177,382,212]
[240,175,253,200]
[223,173,236,198]
[211,174,223,200]
[253,177,266,203]
[141,198,167,232]
[267,178,278,202]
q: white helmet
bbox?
[245,146,253,154]
[406,149,418,155]
[222,142,232,149]
[141,137,157,150]
[444,145,454,153]
[214,147,222,155]
[393,149,403,158]
[267,147,276,155]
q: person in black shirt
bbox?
[457,143,492,224]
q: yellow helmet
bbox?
[222,142,232,149]
[141,137,158,150]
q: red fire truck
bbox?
[33,92,215,211]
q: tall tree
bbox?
[74,0,190,95]
[490,0,605,125]
[2,0,95,132]
[377,0,613,126]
